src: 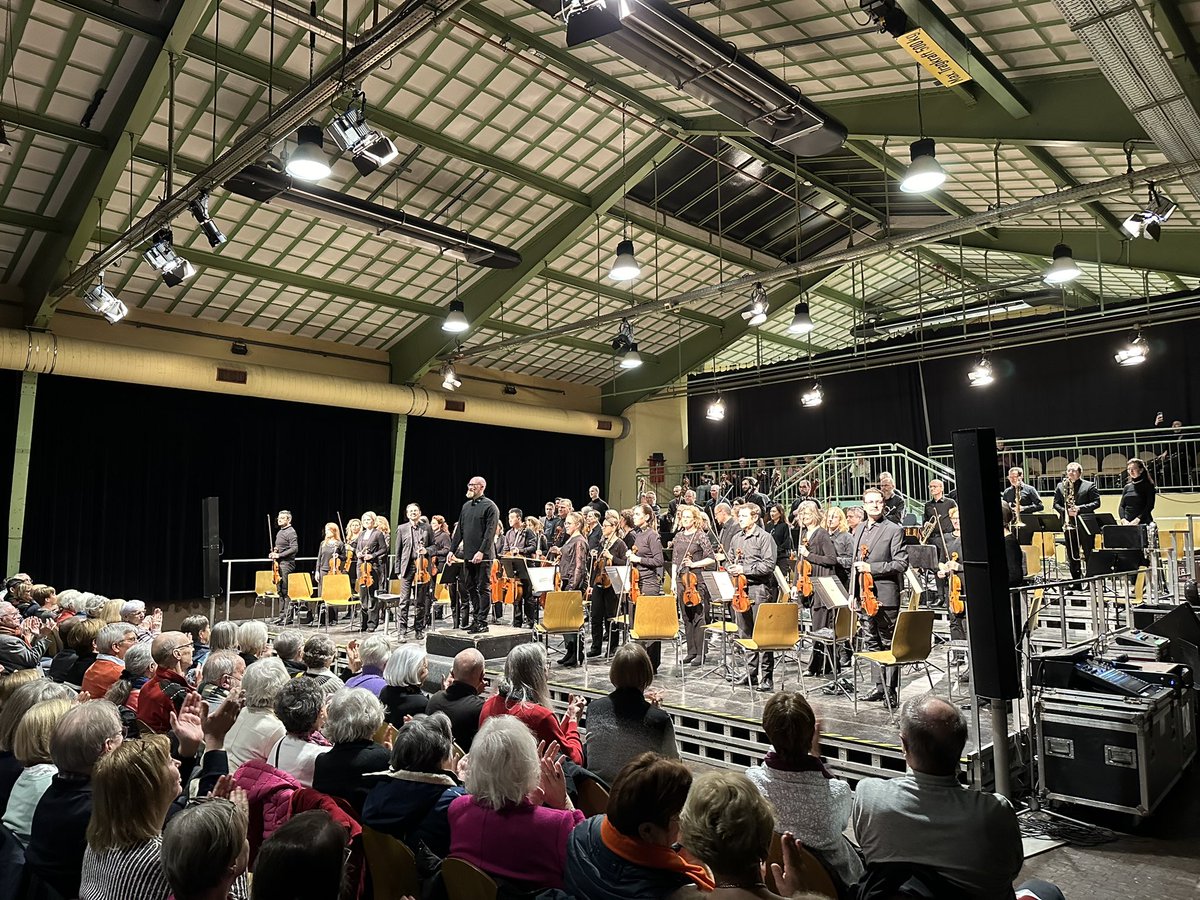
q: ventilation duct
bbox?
[225,164,522,269]
[1054,0,1200,206]
[540,0,846,156]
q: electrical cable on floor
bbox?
[1018,811,1118,847]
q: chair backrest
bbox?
[1023,457,1043,476]
[389,578,403,595]
[361,826,420,900]
[542,591,585,630]
[1134,566,1148,604]
[441,857,499,900]
[288,572,315,600]
[255,570,279,597]
[321,573,353,603]
[750,603,800,649]
[1100,452,1127,474]
[576,777,610,817]
[1079,453,1099,475]
[832,604,855,641]
[1044,456,1068,477]
[632,595,679,641]
[889,609,935,662]
[434,573,451,601]
[765,832,837,899]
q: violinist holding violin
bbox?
[627,503,665,670]
[313,522,346,626]
[587,511,627,659]
[672,505,715,667]
[935,506,967,676]
[794,500,838,676]
[556,511,589,666]
[501,508,538,628]
[849,489,908,704]
[355,511,390,633]
[727,503,778,691]
[272,510,300,625]
[396,503,436,639]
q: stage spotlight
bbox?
[187,191,227,248]
[1121,186,1176,241]
[899,138,946,194]
[608,238,640,282]
[329,98,400,176]
[788,301,813,335]
[440,362,462,390]
[705,395,725,421]
[441,298,469,334]
[968,353,994,388]
[1042,243,1081,285]
[286,124,332,181]
[741,282,769,327]
[142,228,196,287]
[611,318,643,369]
[82,276,128,324]
[800,381,823,407]
[1114,331,1148,367]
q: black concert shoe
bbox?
[861,687,888,702]
[682,654,697,665]
[586,649,603,659]
[755,679,775,692]
[559,654,580,667]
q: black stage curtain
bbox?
[688,320,1200,461]
[21,375,393,601]
[401,416,605,527]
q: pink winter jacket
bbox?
[234,760,302,863]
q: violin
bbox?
[629,566,640,603]
[592,546,611,589]
[948,551,965,615]
[415,545,434,586]
[795,538,813,599]
[681,553,702,607]
[857,543,879,617]
[731,548,751,613]
[330,542,343,576]
[357,559,373,590]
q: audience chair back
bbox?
[442,858,499,900]
[575,777,610,817]
[361,826,420,900]
[255,570,280,599]
[765,832,837,899]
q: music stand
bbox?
[907,545,939,571]
[699,571,737,679]
[606,565,633,645]
[528,565,557,594]
[1029,512,1063,581]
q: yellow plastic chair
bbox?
[629,594,683,669]
[360,826,420,900]
[733,602,802,690]
[534,591,585,656]
[442,857,499,900]
[254,570,280,601]
[287,572,316,602]
[321,573,358,628]
[853,609,937,714]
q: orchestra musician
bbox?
[935,506,967,677]
[556,511,589,667]
[449,476,500,635]
[271,510,300,625]
[541,501,558,537]
[794,500,837,675]
[583,508,603,554]
[1053,462,1101,584]
[395,504,436,639]
[827,506,854,589]
[550,499,573,550]
[627,503,665,670]
[343,518,362,585]
[586,485,609,517]
[924,479,957,524]
[850,489,909,705]
[788,480,821,521]
[672,505,715,666]
[877,473,905,524]
[704,483,724,524]
[1002,467,1044,519]
[738,477,772,514]
[1119,458,1157,526]
[501,508,538,629]
[428,514,453,627]
[587,510,628,659]
[354,511,389,633]
[765,504,793,601]
[712,503,737,565]
[727,502,778,691]
[313,522,346,626]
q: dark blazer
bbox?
[1052,478,1101,523]
[798,525,837,579]
[431,530,452,567]
[394,520,436,581]
[312,739,392,815]
[356,527,390,579]
[767,520,793,571]
[426,682,486,751]
[848,519,908,608]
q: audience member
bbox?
[49,615,101,685]
[97,598,124,624]
[56,589,83,623]
[226,658,290,769]
[79,734,180,900]
[180,615,211,668]
[0,678,74,809]
[425,647,486,751]
[301,635,346,695]
[251,810,352,900]
[565,752,712,899]
[0,667,42,707]
[108,640,156,714]
[583,644,678,783]
[0,599,57,671]
[120,599,160,643]
[448,715,584,890]
[380,643,430,726]
[81,622,138,697]
[312,687,391,815]
[162,798,250,900]
[238,620,270,667]
[745,692,862,887]
[267,677,331,787]
[853,695,1063,900]
[210,620,240,655]
[362,712,465,857]
[344,633,392,696]
[272,629,306,677]
[139,632,198,732]
[2,697,73,844]
[479,643,583,765]
[200,650,247,704]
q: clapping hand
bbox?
[534,740,569,809]
[764,832,806,897]
[171,692,206,758]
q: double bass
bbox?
[731,548,751,613]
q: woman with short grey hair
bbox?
[209,620,239,653]
[448,715,583,889]
[362,713,465,857]
[312,688,390,815]
[102,641,155,716]
[161,798,249,900]
[268,678,330,787]
[345,633,391,697]
[380,644,429,727]
[271,629,305,676]
[301,635,345,695]
[237,621,269,666]
[225,658,289,769]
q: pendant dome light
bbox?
[286,124,332,181]
[898,71,946,194]
[1043,243,1081,285]
[788,301,814,334]
[608,103,641,282]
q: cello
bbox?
[856,544,879,617]
[731,548,751,613]
[947,551,965,615]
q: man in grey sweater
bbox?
[0,600,56,670]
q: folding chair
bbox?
[442,858,498,900]
[629,595,684,671]
[699,598,739,680]
[534,591,585,659]
[320,573,357,631]
[733,603,803,691]
[360,826,419,900]
[809,605,856,699]
[255,570,280,618]
[853,609,937,714]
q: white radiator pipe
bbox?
[0,329,629,440]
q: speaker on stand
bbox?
[202,497,222,624]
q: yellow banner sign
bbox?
[896,28,973,88]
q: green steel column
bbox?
[388,413,408,532]
[7,372,38,575]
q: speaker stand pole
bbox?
[990,701,1011,800]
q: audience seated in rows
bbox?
[81,622,138,698]
[180,615,211,668]
[344,633,390,697]
[479,642,583,765]
[238,620,270,668]
[250,809,357,900]
[161,797,250,900]
[302,635,346,695]
[380,643,429,725]
[49,616,100,685]
[0,679,76,815]
[211,620,240,656]
[362,711,465,858]
[225,658,290,770]
[271,630,306,677]
[200,650,246,705]
[0,601,56,672]
[425,647,486,751]
[311,687,391,815]
[267,677,331,787]
[583,643,679,784]
[120,600,160,644]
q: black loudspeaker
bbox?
[952,428,1021,700]
[202,497,222,599]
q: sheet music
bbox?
[528,566,556,593]
[707,570,735,602]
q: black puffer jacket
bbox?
[563,816,692,900]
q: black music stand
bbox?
[500,557,527,581]
[606,565,633,647]
[1029,512,1063,581]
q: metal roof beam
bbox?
[953,228,1200,281]
[1020,146,1125,238]
[1149,0,1200,83]
[0,103,108,150]
[387,136,679,383]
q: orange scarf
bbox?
[600,816,716,891]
